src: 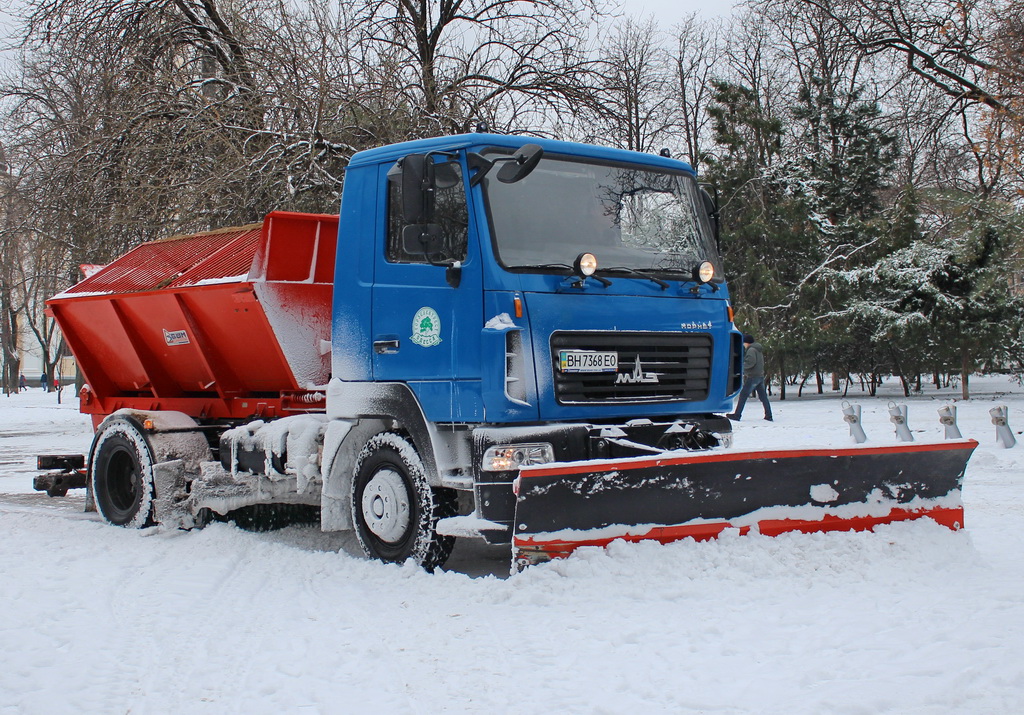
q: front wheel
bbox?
[350,433,456,570]
[89,416,156,528]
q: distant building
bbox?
[16,317,78,386]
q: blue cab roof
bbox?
[347,133,697,176]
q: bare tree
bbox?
[0,145,29,395]
[790,1,1005,110]
[354,0,606,135]
[670,15,721,169]
[587,17,675,153]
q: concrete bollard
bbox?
[937,405,963,440]
[841,401,868,444]
[990,405,1016,448]
[888,402,914,442]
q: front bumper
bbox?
[470,415,731,543]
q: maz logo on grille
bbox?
[550,330,711,404]
[615,356,659,384]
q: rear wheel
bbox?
[89,417,155,528]
[350,432,456,570]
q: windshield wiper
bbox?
[516,262,574,272]
[598,266,669,290]
[516,262,613,287]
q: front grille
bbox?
[551,331,712,404]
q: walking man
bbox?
[728,334,773,421]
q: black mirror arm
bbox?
[470,154,517,184]
[424,150,458,162]
[446,262,462,288]
[467,152,494,186]
[412,228,461,271]
[700,182,722,250]
[467,145,543,185]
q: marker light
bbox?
[574,252,598,277]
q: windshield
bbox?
[483,154,721,279]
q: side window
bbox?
[386,161,469,264]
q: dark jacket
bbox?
[743,341,765,379]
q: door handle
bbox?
[374,339,400,355]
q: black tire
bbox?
[89,417,156,528]
[350,432,456,571]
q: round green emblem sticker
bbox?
[411,307,442,347]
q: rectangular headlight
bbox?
[481,443,555,472]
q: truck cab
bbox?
[326,134,742,550]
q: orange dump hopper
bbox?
[49,211,338,423]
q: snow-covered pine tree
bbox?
[823,215,1024,399]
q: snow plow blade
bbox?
[512,440,977,568]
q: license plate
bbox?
[559,350,618,373]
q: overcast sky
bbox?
[624,0,739,22]
[0,1,15,36]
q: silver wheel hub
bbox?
[361,468,411,543]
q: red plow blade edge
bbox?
[512,440,977,568]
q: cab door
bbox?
[370,157,483,389]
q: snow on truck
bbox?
[39,134,977,570]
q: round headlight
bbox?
[574,252,598,277]
[695,261,715,284]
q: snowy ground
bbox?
[1,378,1023,714]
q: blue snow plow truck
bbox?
[45,133,976,571]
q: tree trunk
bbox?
[2,359,19,395]
[961,346,970,400]
[888,344,910,397]
[798,373,810,397]
[0,300,19,396]
[779,354,786,400]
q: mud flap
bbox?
[151,460,195,530]
[512,440,977,568]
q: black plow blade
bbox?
[512,440,977,568]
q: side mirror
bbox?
[392,154,435,224]
[402,223,443,257]
[434,161,461,190]
[391,154,462,221]
[497,144,544,184]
